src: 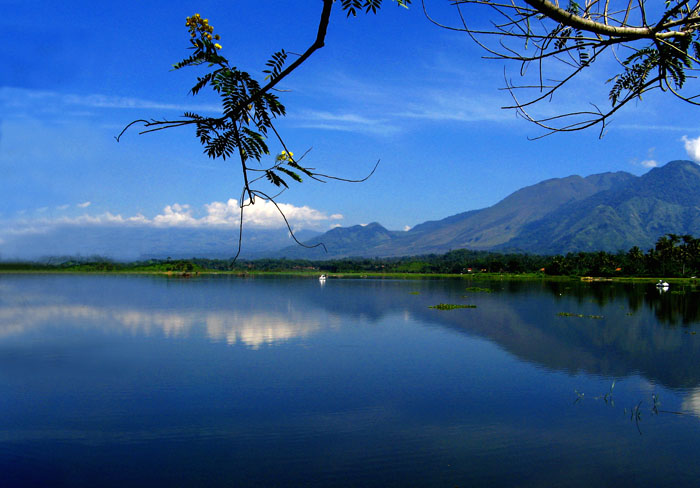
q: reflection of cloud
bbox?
[206,313,319,348]
[0,305,104,340]
[0,303,320,349]
[681,388,700,419]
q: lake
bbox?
[1,274,700,487]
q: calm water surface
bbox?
[1,274,700,487]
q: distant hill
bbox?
[279,160,700,258]
[7,161,699,261]
[1,226,320,262]
[503,160,700,253]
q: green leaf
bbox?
[278,167,303,183]
[265,170,288,188]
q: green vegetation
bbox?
[429,304,477,310]
[465,287,493,293]
[0,258,203,274]
[4,234,700,280]
[557,312,604,320]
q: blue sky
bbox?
[2,0,700,258]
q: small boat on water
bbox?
[319,274,327,282]
[656,280,669,289]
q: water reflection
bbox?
[533,280,700,325]
[682,388,700,418]
[0,303,322,348]
[2,275,699,390]
[0,276,323,348]
[2,274,700,487]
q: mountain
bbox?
[279,160,700,258]
[6,161,699,261]
[296,222,401,257]
[1,226,321,262]
[503,160,700,253]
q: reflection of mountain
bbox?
[2,275,699,390]
[283,278,700,390]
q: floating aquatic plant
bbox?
[557,312,603,319]
[429,303,477,310]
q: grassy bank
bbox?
[2,264,698,284]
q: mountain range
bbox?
[0,226,320,262]
[278,160,700,258]
[5,160,700,261]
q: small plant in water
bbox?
[429,303,477,310]
[627,401,644,434]
[577,382,686,435]
[557,312,604,319]
[603,380,615,406]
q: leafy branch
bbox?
[116,1,410,259]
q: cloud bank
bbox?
[5,198,342,237]
[682,135,700,163]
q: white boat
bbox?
[656,280,669,289]
[319,274,327,282]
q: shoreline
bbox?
[1,268,697,284]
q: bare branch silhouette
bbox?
[424,0,700,136]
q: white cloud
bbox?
[1,87,219,117]
[682,135,700,163]
[614,124,698,132]
[290,71,515,137]
[153,203,196,226]
[56,204,69,210]
[300,111,380,125]
[640,159,658,168]
[397,92,513,123]
[77,201,91,208]
[3,199,343,236]
[61,93,219,112]
[293,110,399,136]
